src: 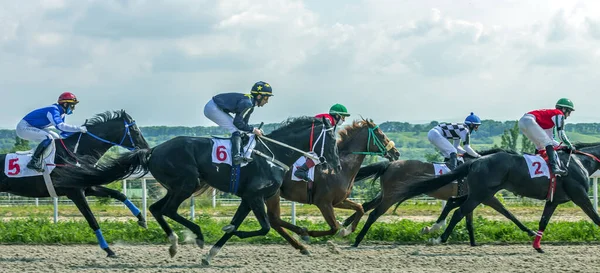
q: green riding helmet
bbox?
[329,104,351,117]
[556,98,574,111]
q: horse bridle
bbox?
[67,119,139,155]
[351,124,396,157]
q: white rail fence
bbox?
[2,171,600,224]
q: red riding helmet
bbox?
[58,92,79,104]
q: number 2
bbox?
[8,158,20,175]
[532,161,543,175]
[216,145,227,161]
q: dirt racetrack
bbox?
[0,242,599,272]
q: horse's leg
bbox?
[233,197,272,238]
[334,199,364,236]
[159,188,205,255]
[422,195,467,235]
[483,196,535,236]
[465,212,476,246]
[149,192,181,258]
[305,203,341,237]
[84,186,147,228]
[533,201,558,253]
[266,194,310,255]
[67,189,116,257]
[203,201,252,266]
[438,197,483,244]
[343,193,381,227]
[353,196,400,247]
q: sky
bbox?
[1,0,600,129]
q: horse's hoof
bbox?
[201,258,210,266]
[351,243,359,248]
[428,237,441,245]
[107,253,117,258]
[535,248,545,254]
[222,225,235,233]
[300,249,311,256]
[138,220,148,229]
[470,243,479,247]
[169,245,178,258]
[104,248,116,258]
[420,226,431,235]
[196,239,205,249]
[301,235,310,242]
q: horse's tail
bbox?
[399,161,473,200]
[355,161,391,182]
[54,149,152,188]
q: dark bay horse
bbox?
[0,110,149,257]
[399,143,600,253]
[266,119,400,255]
[343,149,534,247]
[53,116,340,265]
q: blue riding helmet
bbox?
[464,112,481,125]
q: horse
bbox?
[342,149,535,247]
[398,143,600,253]
[1,110,149,257]
[265,119,400,255]
[53,116,341,265]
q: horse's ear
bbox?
[83,119,88,126]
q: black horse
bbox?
[0,110,149,257]
[399,143,600,253]
[54,116,340,264]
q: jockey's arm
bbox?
[232,106,254,133]
[48,109,82,133]
[554,114,573,147]
[462,132,481,157]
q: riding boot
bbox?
[545,145,567,176]
[294,158,315,182]
[27,139,52,173]
[231,132,252,165]
[447,152,458,171]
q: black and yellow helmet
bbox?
[250,81,273,96]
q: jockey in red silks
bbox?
[294,104,350,182]
[518,98,575,176]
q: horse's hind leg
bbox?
[159,187,205,255]
[334,199,364,236]
[438,197,483,244]
[85,186,146,228]
[234,197,272,239]
[483,196,535,236]
[353,196,401,247]
[343,193,381,227]
[266,194,310,255]
[67,189,116,257]
[465,212,476,246]
[203,200,252,266]
[422,195,467,235]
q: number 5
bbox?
[8,158,20,175]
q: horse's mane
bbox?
[462,148,518,159]
[267,116,320,138]
[86,110,128,126]
[337,119,375,150]
[573,142,600,149]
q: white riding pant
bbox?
[203,99,238,134]
[518,114,559,150]
[427,128,457,158]
[15,120,60,141]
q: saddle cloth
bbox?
[211,135,257,167]
[523,154,551,179]
[291,153,317,182]
[4,142,57,178]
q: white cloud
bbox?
[1,0,600,129]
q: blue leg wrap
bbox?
[95,229,109,249]
[123,199,141,216]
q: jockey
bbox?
[427,112,482,170]
[203,81,273,165]
[518,98,574,176]
[16,92,88,172]
[294,103,350,182]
